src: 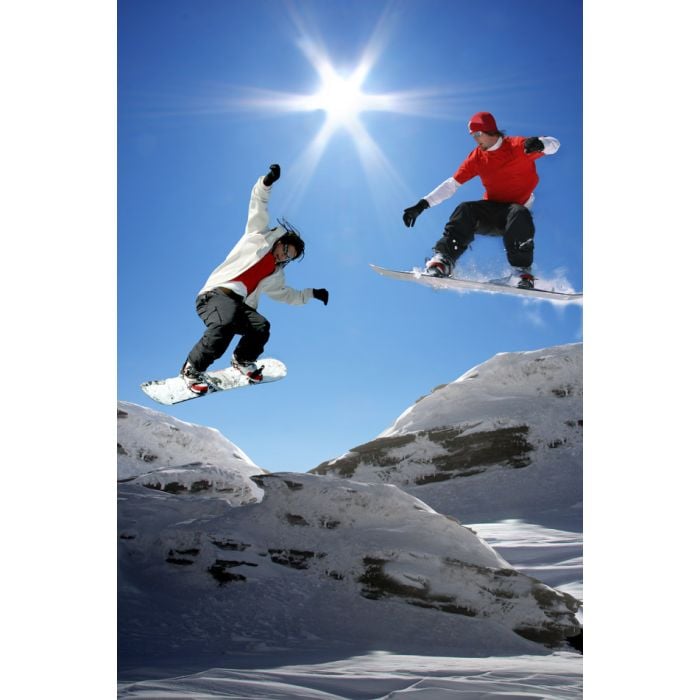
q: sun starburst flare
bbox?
[213,8,484,208]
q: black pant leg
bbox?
[232,305,271,363]
[433,201,479,263]
[502,204,535,267]
[186,290,240,371]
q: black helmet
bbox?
[276,217,305,262]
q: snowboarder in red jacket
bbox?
[402,112,560,289]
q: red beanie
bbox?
[468,111,498,134]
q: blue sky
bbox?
[118,0,582,472]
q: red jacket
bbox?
[453,136,544,206]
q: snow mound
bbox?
[383,342,582,437]
[117,400,265,504]
[312,344,582,527]
[119,469,580,673]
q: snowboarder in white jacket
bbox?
[181,164,329,394]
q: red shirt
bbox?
[231,252,276,296]
[453,136,545,206]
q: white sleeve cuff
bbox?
[540,137,560,155]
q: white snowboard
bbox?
[370,264,582,302]
[140,358,287,406]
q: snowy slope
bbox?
[118,403,581,679]
[119,652,583,698]
[313,343,582,528]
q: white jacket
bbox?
[198,176,313,309]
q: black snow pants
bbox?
[433,200,535,268]
[186,288,270,371]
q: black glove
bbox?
[402,198,429,227]
[263,164,281,186]
[524,137,544,154]
[312,288,329,305]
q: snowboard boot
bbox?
[180,361,209,394]
[424,253,453,278]
[514,267,535,290]
[232,355,264,383]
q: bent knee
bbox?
[513,204,535,222]
[510,204,532,218]
[252,316,271,336]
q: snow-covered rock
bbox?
[117,401,265,504]
[119,467,580,670]
[313,344,582,527]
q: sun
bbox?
[295,43,381,131]
[309,69,367,127]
